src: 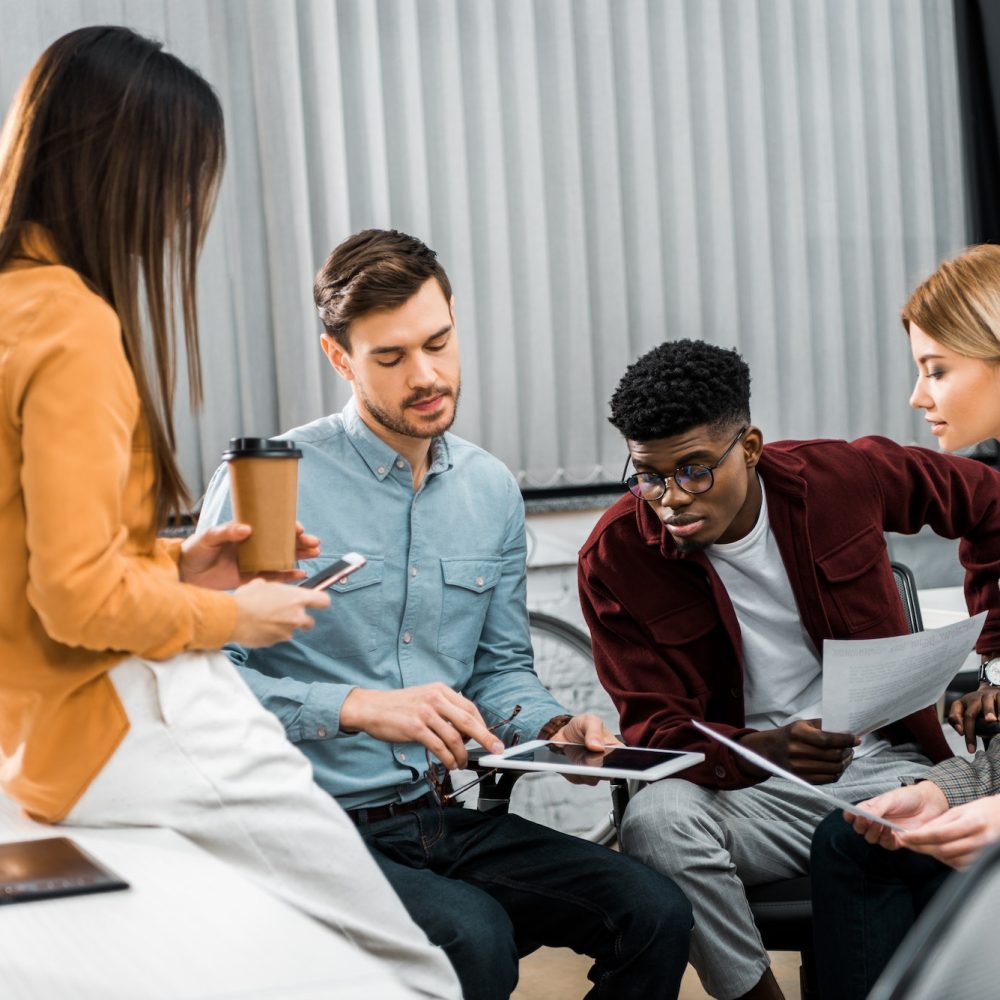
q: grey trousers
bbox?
[620,743,931,999]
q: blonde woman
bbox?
[810,243,1000,999]
[0,26,457,998]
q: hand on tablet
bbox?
[548,714,621,785]
[478,741,700,782]
[340,683,504,769]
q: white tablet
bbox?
[476,740,704,782]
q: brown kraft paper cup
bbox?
[222,438,304,573]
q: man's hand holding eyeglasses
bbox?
[548,714,621,785]
[340,683,503,769]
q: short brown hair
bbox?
[314,229,452,350]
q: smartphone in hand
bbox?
[297,552,367,590]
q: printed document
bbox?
[691,720,906,832]
[821,612,986,735]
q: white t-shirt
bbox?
[706,481,888,757]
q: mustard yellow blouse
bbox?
[0,225,237,821]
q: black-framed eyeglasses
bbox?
[622,426,748,501]
[424,705,522,807]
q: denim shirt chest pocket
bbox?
[309,556,385,655]
[437,557,503,662]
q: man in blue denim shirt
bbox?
[200,230,692,1000]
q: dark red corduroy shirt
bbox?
[579,436,1000,789]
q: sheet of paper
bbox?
[821,612,986,735]
[691,720,906,832]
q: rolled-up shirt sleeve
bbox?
[224,642,355,743]
[906,741,1000,807]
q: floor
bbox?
[513,948,802,999]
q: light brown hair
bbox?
[902,245,1000,363]
[0,26,225,526]
[314,229,452,350]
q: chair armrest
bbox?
[610,778,630,831]
[464,747,523,815]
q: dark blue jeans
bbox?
[357,804,692,1000]
[810,810,952,1000]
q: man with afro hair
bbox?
[578,338,1000,1000]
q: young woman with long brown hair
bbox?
[0,26,456,997]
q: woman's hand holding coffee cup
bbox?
[222,437,304,573]
[230,578,330,648]
[180,521,321,590]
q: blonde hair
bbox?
[902,245,1000,363]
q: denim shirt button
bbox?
[316,727,328,738]
[377,466,386,475]
[475,576,484,587]
[402,632,412,644]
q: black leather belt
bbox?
[347,791,440,825]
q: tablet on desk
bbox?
[0,837,129,905]
[476,741,704,781]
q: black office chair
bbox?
[891,560,923,632]
[866,837,1000,1000]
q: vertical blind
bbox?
[0,0,966,497]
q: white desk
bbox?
[0,800,414,999]
[919,585,971,629]
[919,586,979,675]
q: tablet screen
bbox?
[501,743,689,772]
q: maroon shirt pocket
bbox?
[646,597,719,646]
[815,524,892,633]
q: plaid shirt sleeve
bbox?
[901,739,1000,806]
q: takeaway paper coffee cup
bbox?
[222,438,303,573]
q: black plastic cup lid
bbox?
[222,437,303,460]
